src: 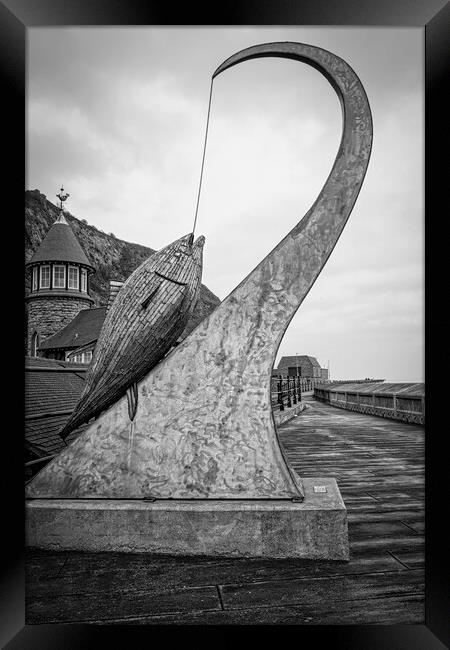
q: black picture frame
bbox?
[2,0,448,646]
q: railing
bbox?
[314,385,425,425]
[271,375,318,411]
[315,379,384,386]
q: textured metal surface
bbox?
[59,233,204,438]
[27,42,372,499]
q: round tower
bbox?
[26,187,95,357]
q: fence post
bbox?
[278,376,284,411]
[287,376,292,408]
[292,376,297,404]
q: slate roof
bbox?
[25,357,88,457]
[39,306,107,351]
[28,214,93,268]
[26,417,88,457]
[277,355,321,368]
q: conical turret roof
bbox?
[28,213,93,268]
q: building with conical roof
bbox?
[25,189,95,357]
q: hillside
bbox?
[25,190,221,334]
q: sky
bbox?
[26,27,424,382]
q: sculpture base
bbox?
[25,478,348,560]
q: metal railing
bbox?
[271,375,319,411]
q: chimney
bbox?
[107,280,124,314]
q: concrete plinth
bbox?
[26,477,348,560]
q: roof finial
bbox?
[56,185,70,211]
[56,186,70,224]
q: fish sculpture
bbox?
[59,232,205,439]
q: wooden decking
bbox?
[26,396,424,625]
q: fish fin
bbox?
[126,382,139,421]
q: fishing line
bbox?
[192,78,214,238]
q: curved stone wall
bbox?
[26,295,92,355]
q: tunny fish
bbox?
[59,232,205,439]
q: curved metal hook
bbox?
[212,41,372,253]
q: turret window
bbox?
[67,350,92,364]
[32,267,38,291]
[68,266,79,290]
[53,264,66,288]
[80,268,87,293]
[40,265,50,289]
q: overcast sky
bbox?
[27,27,424,382]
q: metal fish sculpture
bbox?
[59,232,205,439]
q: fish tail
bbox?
[59,416,75,442]
[59,407,84,441]
[126,382,139,421]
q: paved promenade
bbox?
[26,397,424,625]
